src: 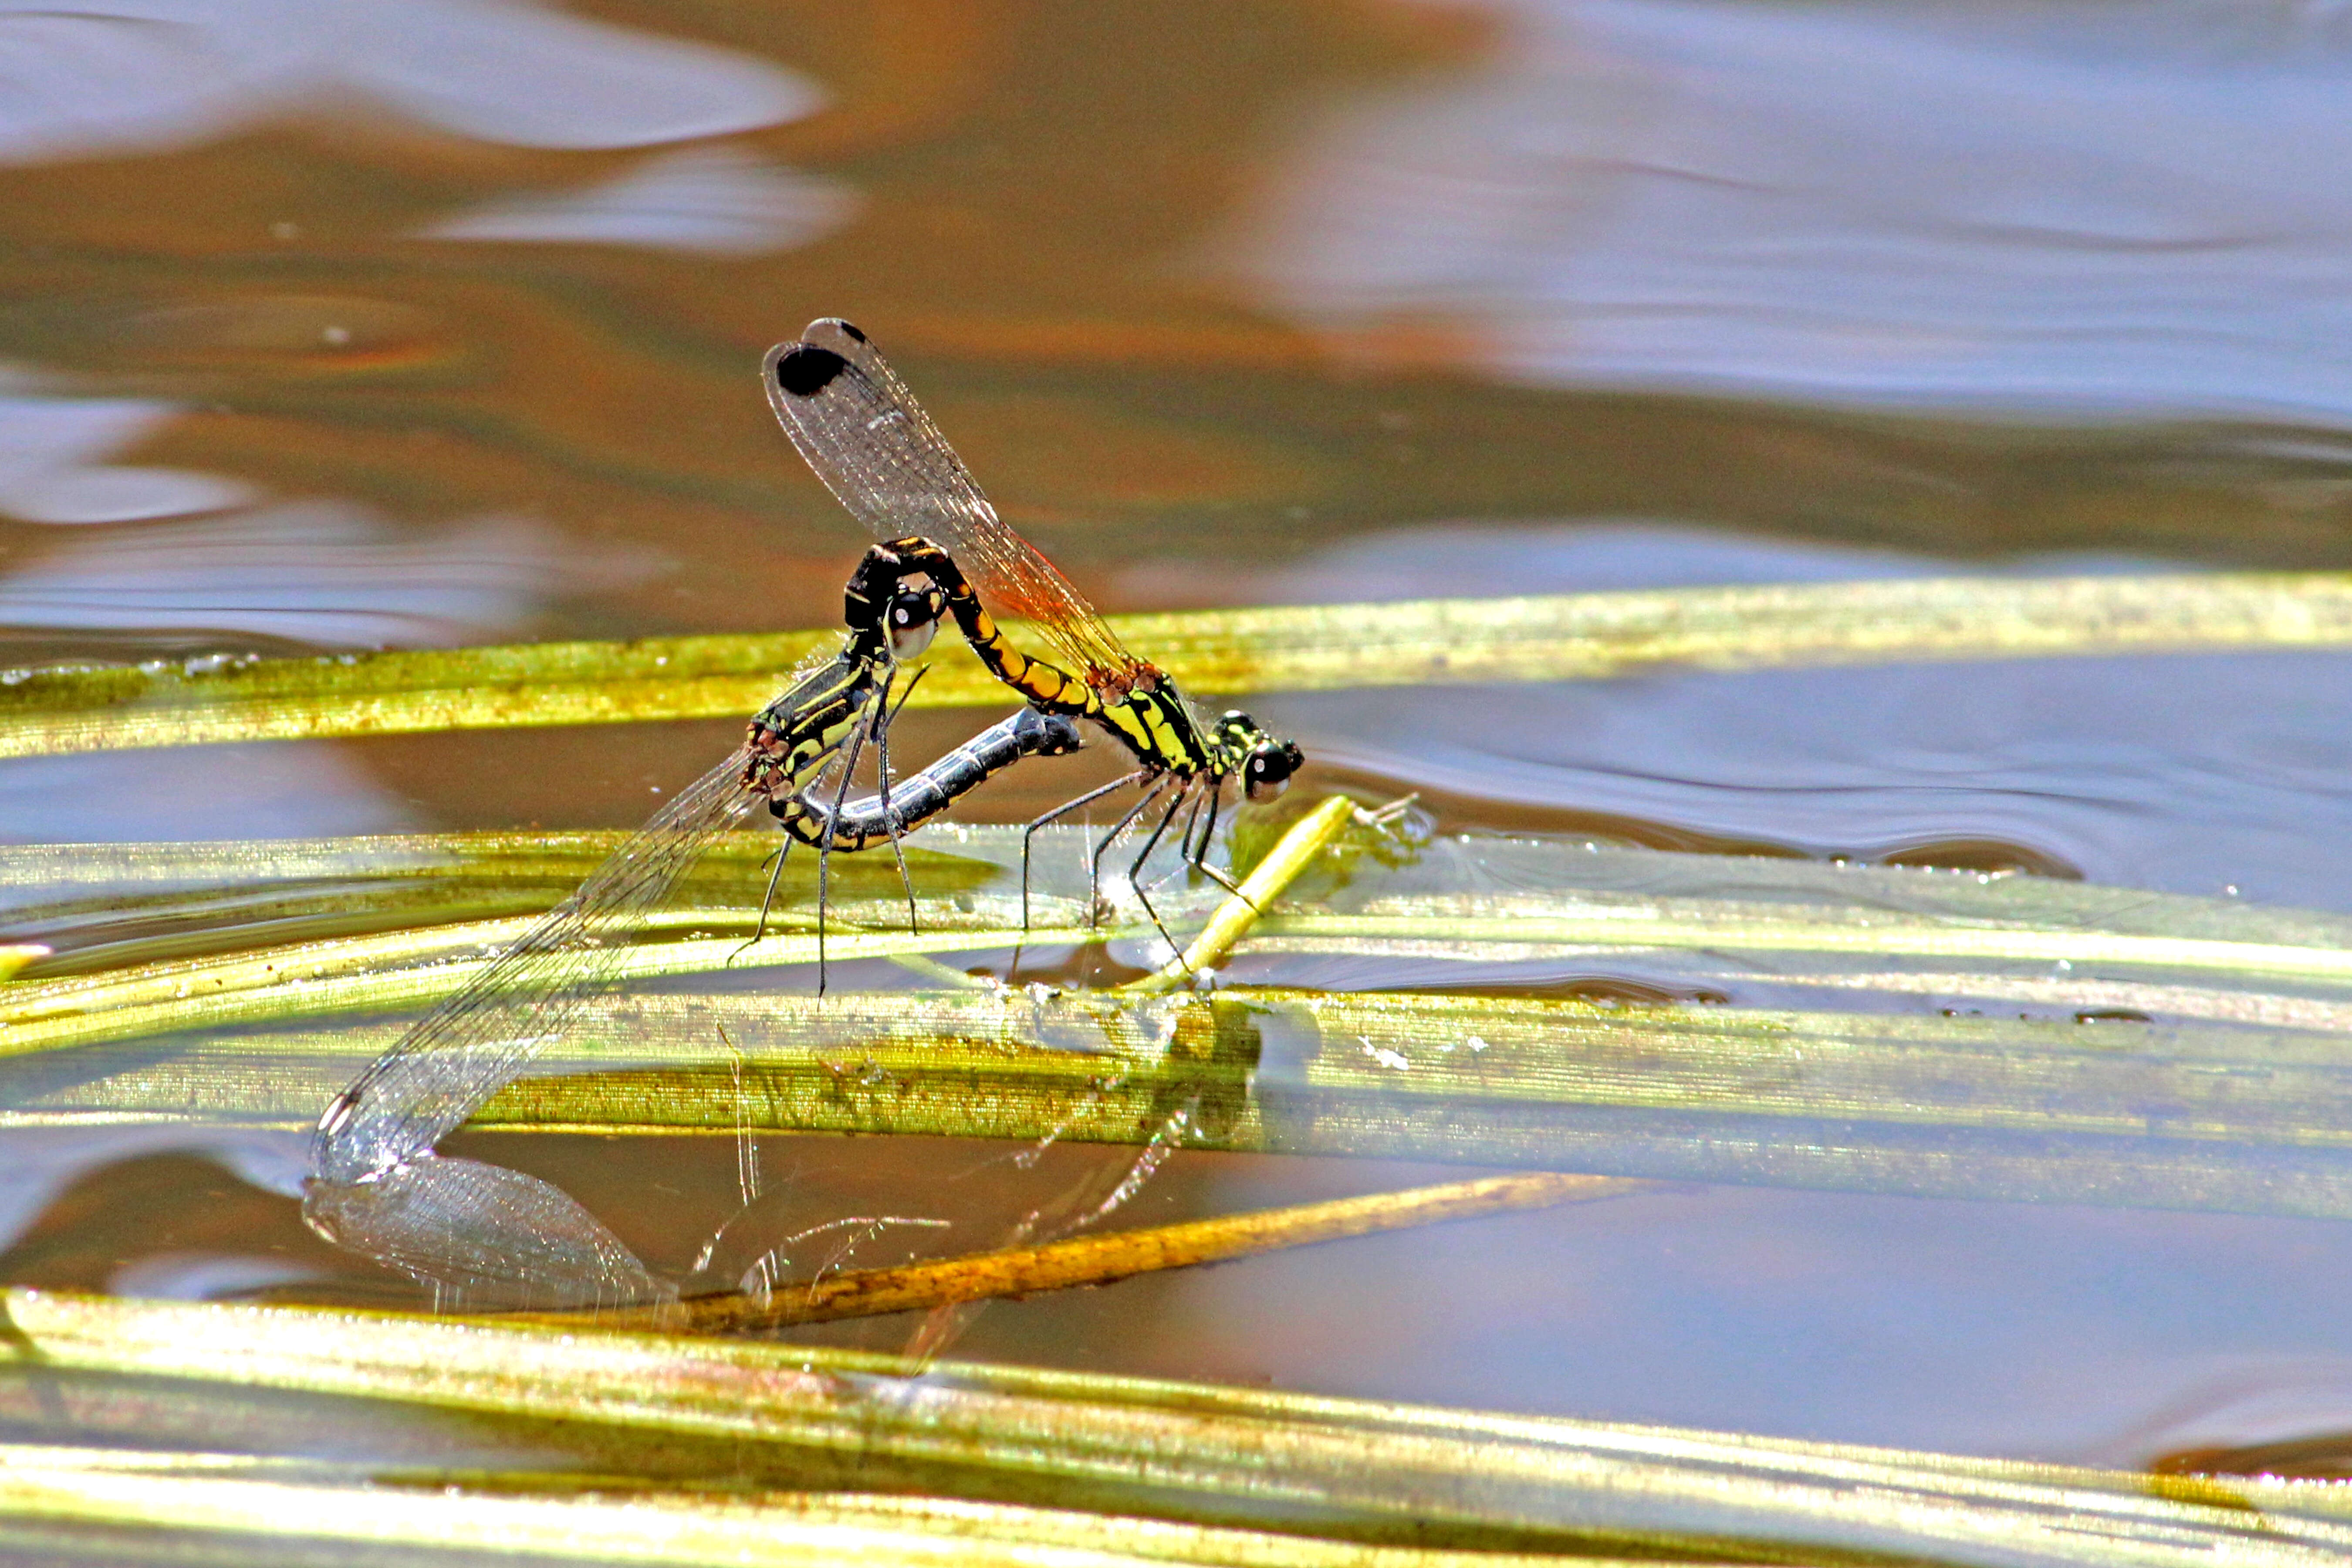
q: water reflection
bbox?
[1,502,641,646]
[6,0,2352,1483]
[0,742,414,841]
[0,0,820,163]
[0,370,252,524]
[1166,1177,2352,1463]
[0,1128,301,1244]
[423,144,858,255]
[1231,0,2352,421]
[0,500,647,840]
[1257,524,2352,907]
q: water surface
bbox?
[5,0,2352,1480]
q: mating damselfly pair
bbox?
[303,320,1305,1299]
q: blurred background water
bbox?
[10,0,2352,1473]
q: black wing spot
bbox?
[775,345,848,396]
[838,321,869,343]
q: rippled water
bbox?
[7,0,2352,1480]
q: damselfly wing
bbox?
[764,319,1153,698]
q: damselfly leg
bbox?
[1017,767,1148,931]
[1120,776,1198,960]
[872,664,935,933]
[1086,774,1174,925]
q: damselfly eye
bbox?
[888,590,940,658]
[1243,740,1300,803]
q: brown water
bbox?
[10,0,2352,1480]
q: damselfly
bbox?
[308,550,1075,1203]
[764,319,1306,957]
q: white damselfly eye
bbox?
[888,592,939,658]
[1242,737,1303,803]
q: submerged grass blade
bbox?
[13,571,2352,757]
[18,885,2352,1059]
[7,1288,2351,1568]
[24,830,2352,1217]
[0,910,1105,1058]
[21,983,2352,1219]
[1254,911,2352,983]
[567,1171,1647,1334]
[27,819,2352,1056]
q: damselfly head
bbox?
[1220,710,1304,802]
[887,582,944,659]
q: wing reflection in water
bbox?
[296,831,1242,1339]
[302,991,1234,1331]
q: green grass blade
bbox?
[17,984,2352,1219]
[21,830,2352,1217]
[14,571,2352,757]
[18,828,2352,1054]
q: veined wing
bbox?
[763,318,1147,691]
[309,749,766,1187]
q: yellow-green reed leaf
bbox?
[574,1171,1647,1334]
[1250,911,2352,985]
[0,987,1211,1133]
[0,830,1044,1052]
[7,1289,2349,1567]
[0,828,780,892]
[17,829,2352,975]
[26,987,2352,1220]
[13,571,2352,758]
[1331,842,2352,950]
[1710,967,2352,1031]
[0,1444,1640,1568]
[27,842,2352,1057]
[467,989,2352,1218]
[1245,985,2352,1138]
[1127,794,1359,994]
[0,630,884,760]
[0,829,1007,980]
[0,946,47,981]
[1143,569,2352,696]
[0,912,1098,1058]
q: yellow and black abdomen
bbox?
[880,536,1103,719]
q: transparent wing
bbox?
[310,749,766,1186]
[763,318,1146,688]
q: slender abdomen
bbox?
[776,706,1084,849]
